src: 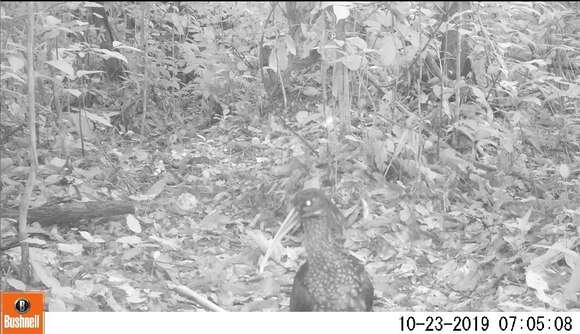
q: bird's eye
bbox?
[305,200,311,207]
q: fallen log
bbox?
[1,200,135,226]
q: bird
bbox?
[260,188,373,311]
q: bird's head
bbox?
[291,188,333,219]
[258,189,344,273]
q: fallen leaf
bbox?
[6,278,26,290]
[57,243,83,256]
[116,235,142,246]
[126,214,142,233]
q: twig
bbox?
[396,19,445,84]
[274,114,319,157]
[18,1,38,283]
[259,3,277,102]
[167,282,227,312]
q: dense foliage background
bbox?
[1,2,579,311]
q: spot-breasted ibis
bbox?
[260,189,374,311]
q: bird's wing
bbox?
[289,263,315,311]
[361,269,374,311]
[349,255,374,311]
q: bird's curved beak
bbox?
[258,207,299,273]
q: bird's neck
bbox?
[302,216,347,265]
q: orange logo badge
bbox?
[0,291,44,334]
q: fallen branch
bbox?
[1,200,135,226]
[167,282,227,312]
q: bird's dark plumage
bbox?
[261,188,373,312]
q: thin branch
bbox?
[19,1,39,283]
[167,282,227,312]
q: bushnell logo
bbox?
[14,298,31,314]
[1,291,44,334]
